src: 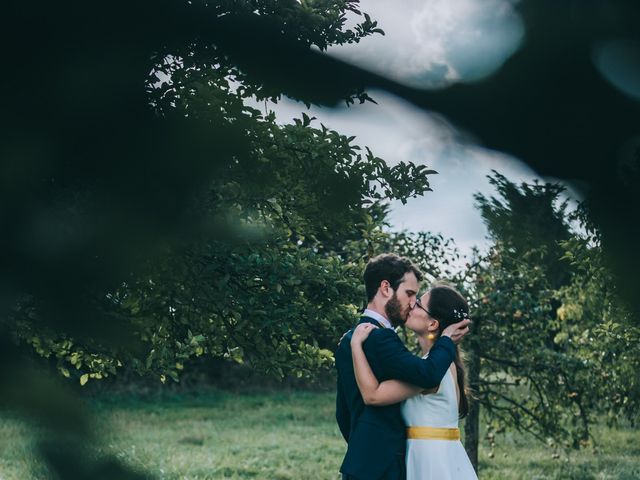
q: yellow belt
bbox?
[406,426,460,441]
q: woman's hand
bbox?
[351,323,378,346]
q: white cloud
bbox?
[329,0,524,87]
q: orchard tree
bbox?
[463,175,639,470]
[474,171,573,290]
[12,113,434,385]
[554,207,640,426]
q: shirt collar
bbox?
[363,308,392,329]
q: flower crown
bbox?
[453,309,470,321]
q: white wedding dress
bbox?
[401,364,478,480]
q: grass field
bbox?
[1,390,638,479]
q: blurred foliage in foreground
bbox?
[1,1,434,477]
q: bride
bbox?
[351,284,478,480]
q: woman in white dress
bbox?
[351,284,478,480]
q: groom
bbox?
[335,253,470,480]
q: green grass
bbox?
[478,423,640,480]
[1,391,638,479]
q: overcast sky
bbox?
[264,0,579,260]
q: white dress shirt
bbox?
[362,308,392,329]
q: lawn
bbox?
[1,390,638,479]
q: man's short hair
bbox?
[363,253,423,302]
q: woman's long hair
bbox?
[427,284,470,418]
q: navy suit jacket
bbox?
[335,316,456,479]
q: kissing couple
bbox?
[335,253,477,480]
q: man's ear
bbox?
[379,280,392,299]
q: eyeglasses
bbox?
[413,297,431,316]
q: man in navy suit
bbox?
[335,253,470,480]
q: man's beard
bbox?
[385,292,408,327]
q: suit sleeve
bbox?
[336,378,350,442]
[363,330,456,389]
[335,341,351,442]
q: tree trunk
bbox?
[464,317,481,475]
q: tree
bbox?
[11,112,434,385]
[463,175,639,471]
[554,206,640,427]
[474,171,573,290]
